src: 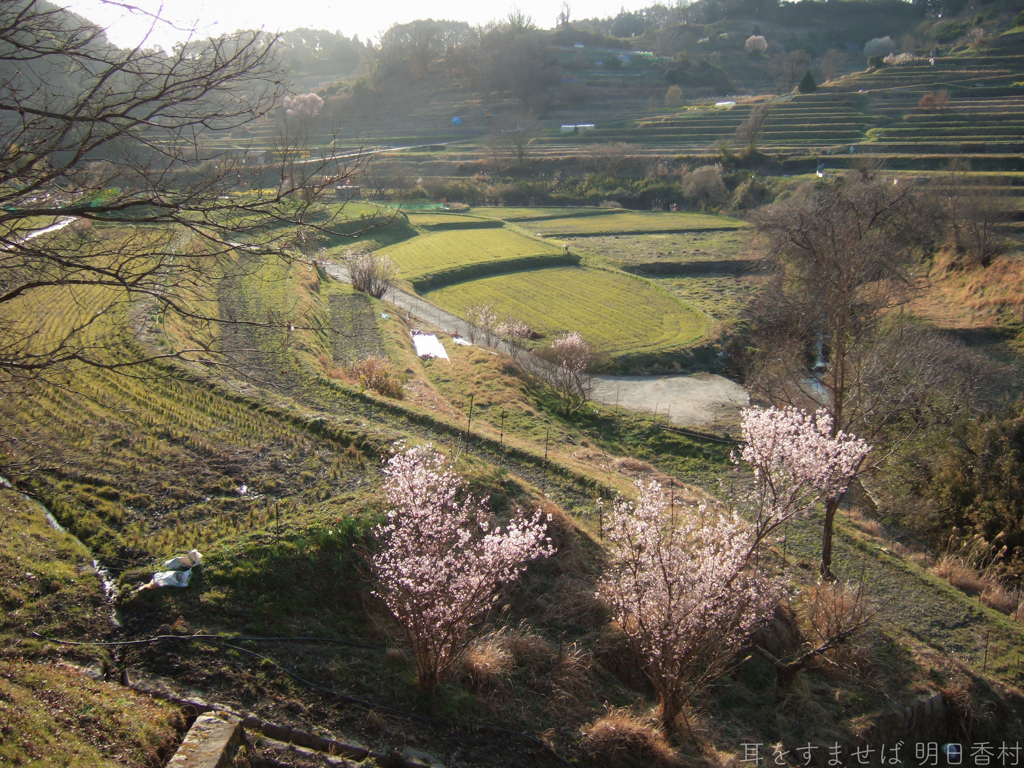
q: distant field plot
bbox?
[470,207,620,222]
[514,210,746,237]
[381,228,568,287]
[405,212,503,230]
[568,230,752,268]
[662,274,764,326]
[427,266,708,359]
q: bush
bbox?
[867,54,886,69]
[351,357,406,399]
[682,164,728,210]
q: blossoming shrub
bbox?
[599,481,784,732]
[371,444,554,691]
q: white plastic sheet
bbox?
[151,569,193,588]
[412,333,449,360]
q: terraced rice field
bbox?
[380,227,567,283]
[404,212,502,230]
[425,266,708,358]
[513,210,746,237]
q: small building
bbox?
[560,123,595,133]
[336,185,361,201]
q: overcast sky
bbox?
[60,0,655,51]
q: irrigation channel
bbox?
[0,474,122,627]
[322,262,750,428]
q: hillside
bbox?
[5,1,1024,765]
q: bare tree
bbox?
[735,104,772,156]
[682,164,728,210]
[935,159,1008,269]
[776,50,811,93]
[821,49,846,82]
[557,2,572,27]
[0,1,377,391]
[344,250,399,299]
[747,173,976,578]
[495,111,539,167]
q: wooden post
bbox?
[500,409,506,453]
[466,394,474,440]
[544,427,550,465]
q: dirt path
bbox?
[322,262,751,427]
[591,373,749,427]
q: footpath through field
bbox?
[322,262,750,427]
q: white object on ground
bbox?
[151,569,193,588]
[452,337,472,347]
[412,333,449,360]
[163,549,203,570]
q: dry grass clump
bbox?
[931,534,1021,615]
[461,632,515,689]
[581,711,680,768]
[459,624,556,690]
[981,582,1020,615]
[350,356,406,399]
[936,555,988,594]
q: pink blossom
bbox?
[737,406,870,543]
[599,480,783,732]
[371,444,553,691]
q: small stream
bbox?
[0,474,122,627]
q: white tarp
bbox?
[452,337,471,347]
[412,333,449,360]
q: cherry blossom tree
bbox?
[541,331,594,416]
[745,35,768,55]
[737,406,870,546]
[466,303,499,346]
[600,480,784,734]
[371,444,553,692]
[344,249,399,298]
[599,407,867,732]
[497,316,531,363]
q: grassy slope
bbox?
[0,489,183,767]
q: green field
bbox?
[426,266,709,358]
[405,212,503,230]
[380,227,566,282]
[470,207,621,222]
[513,210,747,237]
